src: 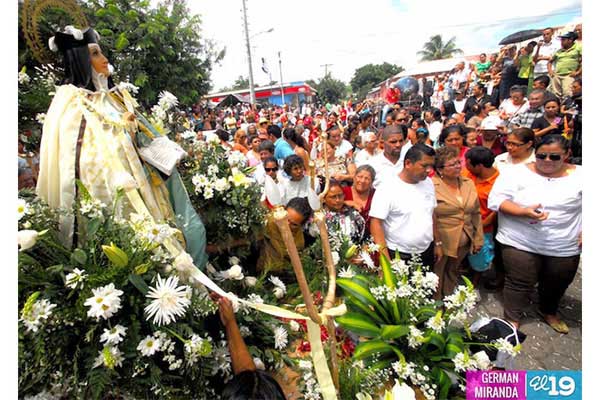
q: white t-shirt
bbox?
[369,175,437,254]
[488,164,582,256]
[278,175,319,206]
[354,148,382,167]
[534,39,561,75]
[453,99,467,114]
[335,139,354,158]
[367,152,404,189]
[493,151,536,173]
[499,99,530,120]
[428,121,443,145]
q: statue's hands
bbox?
[123,111,137,141]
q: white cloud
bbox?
[190,0,580,92]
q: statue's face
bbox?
[88,44,110,76]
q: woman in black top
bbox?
[531,98,564,139]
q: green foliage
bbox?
[220,75,250,92]
[417,35,464,61]
[306,73,349,104]
[350,62,404,100]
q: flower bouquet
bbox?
[178,138,268,249]
[334,254,520,400]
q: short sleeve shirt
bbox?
[553,45,582,76]
[369,175,437,253]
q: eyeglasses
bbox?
[535,153,562,161]
[265,167,278,172]
[505,141,527,147]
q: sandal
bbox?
[539,311,569,334]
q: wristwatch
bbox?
[435,241,443,247]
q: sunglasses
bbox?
[535,153,562,161]
[265,167,278,172]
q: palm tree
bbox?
[417,35,464,61]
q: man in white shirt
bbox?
[367,125,408,188]
[533,27,561,78]
[451,61,470,92]
[370,143,442,268]
[354,132,382,167]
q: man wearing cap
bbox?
[547,31,582,99]
[476,116,506,157]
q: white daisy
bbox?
[452,352,477,372]
[494,338,520,357]
[273,326,288,350]
[146,224,172,244]
[207,165,220,176]
[360,251,376,270]
[408,326,424,349]
[425,312,445,334]
[84,283,124,320]
[20,298,57,333]
[65,268,87,290]
[35,113,46,125]
[17,198,30,220]
[100,324,128,345]
[137,335,161,356]
[158,90,179,110]
[144,275,191,326]
[269,276,287,299]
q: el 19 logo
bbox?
[527,371,581,399]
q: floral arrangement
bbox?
[147,90,191,139]
[334,253,520,400]
[178,137,268,247]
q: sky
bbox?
[191,0,581,93]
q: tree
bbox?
[306,73,348,104]
[417,35,463,61]
[350,62,404,100]
[19,0,225,108]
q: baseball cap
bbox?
[259,117,269,124]
[558,31,577,40]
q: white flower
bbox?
[18,70,30,84]
[65,268,87,289]
[229,256,240,266]
[173,252,195,276]
[408,326,424,349]
[84,283,124,320]
[422,272,439,292]
[289,320,300,332]
[79,198,106,218]
[338,266,356,279]
[100,324,127,345]
[181,130,196,140]
[146,224,173,244]
[93,346,124,369]
[331,251,340,266]
[17,198,30,221]
[391,380,416,400]
[452,352,477,372]
[391,258,409,277]
[273,326,288,350]
[392,360,415,380]
[229,168,251,187]
[494,338,520,357]
[117,81,139,94]
[425,313,445,334]
[208,165,220,176]
[394,282,413,298]
[244,276,257,287]
[20,298,56,333]
[367,242,380,253]
[206,134,220,146]
[35,113,46,125]
[269,276,287,298]
[145,275,191,326]
[214,177,231,193]
[158,90,179,110]
[247,293,264,304]
[227,151,248,168]
[360,251,376,270]
[222,264,244,280]
[472,351,492,370]
[253,357,265,370]
[18,230,40,252]
[299,360,313,371]
[206,262,217,275]
[192,174,209,190]
[203,187,214,199]
[112,171,138,191]
[239,325,251,337]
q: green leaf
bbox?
[134,73,148,87]
[134,262,151,275]
[115,33,130,51]
[353,340,403,361]
[344,297,385,325]
[337,277,390,322]
[95,9,107,17]
[87,218,102,237]
[380,253,401,323]
[432,366,452,400]
[70,248,87,265]
[380,324,410,340]
[99,29,114,37]
[46,264,64,275]
[75,180,92,202]
[128,273,149,295]
[336,312,381,338]
[423,332,446,354]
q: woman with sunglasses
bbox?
[493,127,536,172]
[488,134,581,333]
[431,146,484,300]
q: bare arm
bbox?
[215,295,256,375]
[498,200,548,221]
[370,217,389,260]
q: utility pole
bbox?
[278,51,284,105]
[241,0,255,106]
[320,63,333,77]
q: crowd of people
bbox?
[173,25,582,337]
